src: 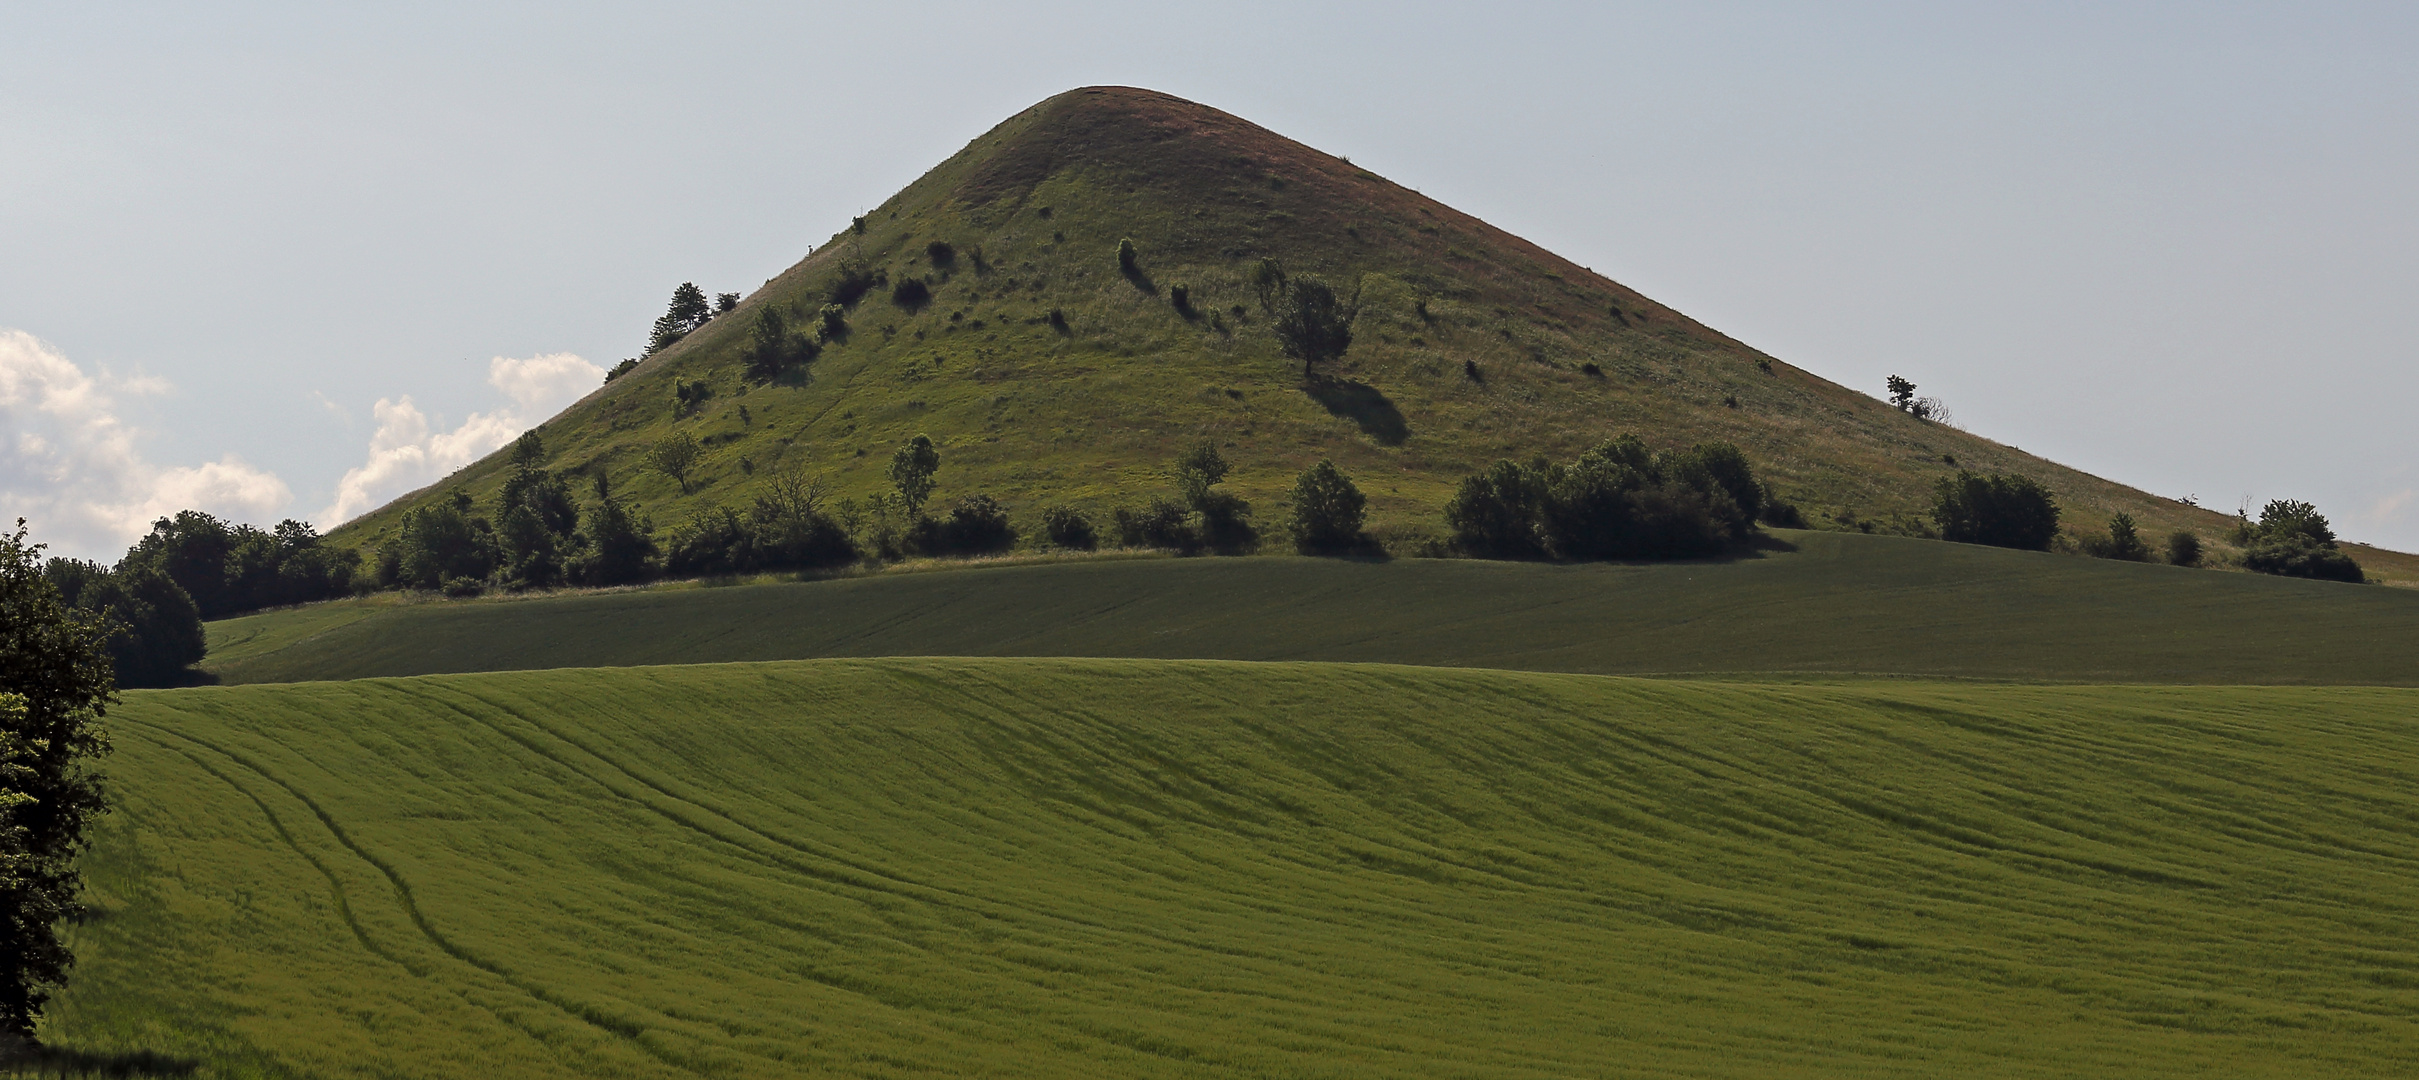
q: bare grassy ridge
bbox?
[330,87,2418,582]
[42,659,2419,1077]
[203,532,2419,687]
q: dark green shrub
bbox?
[829,266,882,307]
[605,358,639,382]
[1289,460,1372,555]
[1170,283,1194,318]
[1114,499,1197,553]
[1581,362,1602,377]
[2081,513,2153,561]
[748,474,856,571]
[384,497,497,590]
[1117,238,1139,274]
[2166,530,2203,568]
[818,303,848,341]
[1041,505,1097,550]
[891,277,932,310]
[1464,359,1481,381]
[1759,484,1807,528]
[1929,471,2059,551]
[648,431,703,493]
[2242,500,2364,582]
[926,240,956,268]
[572,491,657,585]
[916,495,1016,557]
[744,307,808,381]
[1447,438,1766,561]
[1047,308,1068,333]
[1444,460,1547,559]
[665,507,752,577]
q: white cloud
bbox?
[0,328,290,559]
[318,351,602,525]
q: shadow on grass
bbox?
[0,1047,198,1078]
[1302,377,1409,446]
[1121,264,1158,296]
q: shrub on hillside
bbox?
[914,495,1016,557]
[2241,499,2364,583]
[380,494,498,591]
[605,358,639,382]
[1289,460,1373,555]
[2166,530,2203,568]
[1117,238,1140,274]
[2081,513,2153,562]
[1114,499,1198,554]
[572,487,658,585]
[744,307,815,381]
[926,240,956,268]
[1040,505,1098,550]
[665,507,752,577]
[818,303,849,341]
[889,435,941,517]
[1929,471,2059,551]
[1445,438,1763,561]
[829,266,883,307]
[891,278,932,310]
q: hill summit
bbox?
[333,86,2327,565]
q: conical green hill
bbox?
[331,86,2410,577]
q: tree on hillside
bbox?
[1887,375,1917,411]
[648,431,703,495]
[646,283,715,355]
[2243,499,2364,583]
[0,522,114,1044]
[1288,460,1372,555]
[1172,442,1256,554]
[1929,471,2060,551]
[1260,267,1358,379]
[889,435,941,518]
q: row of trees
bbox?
[1929,469,2366,581]
[1442,438,1768,560]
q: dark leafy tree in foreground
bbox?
[1446,438,1763,561]
[2242,500,2364,583]
[0,522,114,1044]
[1289,460,1372,555]
[1930,471,2060,551]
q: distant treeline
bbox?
[51,428,2366,687]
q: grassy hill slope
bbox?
[205,532,2419,686]
[328,86,2401,575]
[46,659,2419,1077]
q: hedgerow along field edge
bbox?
[42,658,2419,1077]
[204,531,2419,686]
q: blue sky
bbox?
[5,1,2415,557]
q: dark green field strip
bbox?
[206,531,2419,686]
[46,660,2419,1076]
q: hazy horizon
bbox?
[6,1,2414,559]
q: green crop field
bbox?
[204,531,2419,687]
[37,658,2419,1077]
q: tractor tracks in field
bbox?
[117,717,712,1078]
